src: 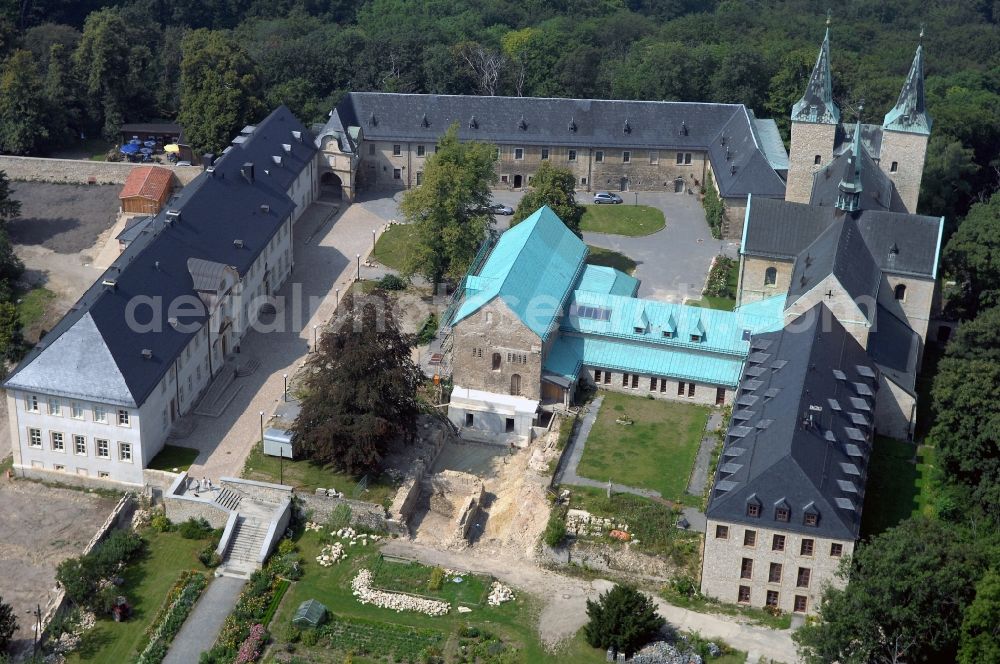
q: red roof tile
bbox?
[119,166,172,201]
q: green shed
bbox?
[292,599,328,628]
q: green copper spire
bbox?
[883,40,932,135]
[836,117,863,212]
[791,27,840,125]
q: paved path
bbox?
[687,410,724,496]
[163,576,246,664]
[381,539,797,663]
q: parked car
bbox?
[593,191,623,204]
[489,202,514,215]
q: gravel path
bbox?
[380,539,797,662]
[686,410,724,496]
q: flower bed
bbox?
[351,569,450,616]
[203,567,282,662]
[135,571,208,664]
[235,624,266,664]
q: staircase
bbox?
[214,487,242,511]
[219,516,268,578]
[236,358,261,377]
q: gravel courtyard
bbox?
[6,182,120,254]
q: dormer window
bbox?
[690,334,701,343]
[804,513,819,527]
[662,331,673,339]
[747,503,760,518]
[634,326,645,334]
[775,507,790,522]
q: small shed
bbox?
[120,121,183,147]
[292,599,327,628]
[119,166,173,215]
[263,427,294,459]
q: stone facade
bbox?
[736,256,795,306]
[785,122,838,204]
[0,155,201,186]
[450,299,544,401]
[783,275,873,348]
[701,518,854,615]
[878,273,936,348]
[580,367,730,407]
[879,129,928,213]
[874,373,916,440]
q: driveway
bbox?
[582,191,737,302]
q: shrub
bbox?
[277,539,298,556]
[235,624,266,664]
[198,545,222,568]
[669,575,698,599]
[427,567,444,592]
[327,504,353,531]
[701,172,726,239]
[300,628,319,647]
[703,255,737,299]
[544,505,568,548]
[377,274,406,291]
[584,584,664,657]
[416,313,439,345]
[56,530,146,611]
[0,596,16,652]
[150,513,173,532]
[283,625,301,643]
[178,517,214,540]
[270,553,303,581]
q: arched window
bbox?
[813,154,821,165]
[510,374,521,396]
[764,267,777,286]
[894,284,907,301]
[491,352,501,370]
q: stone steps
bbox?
[214,487,242,511]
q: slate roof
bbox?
[810,142,896,212]
[705,302,877,541]
[450,206,587,340]
[883,45,932,135]
[5,106,318,407]
[327,92,787,199]
[869,305,920,386]
[785,216,881,318]
[791,29,840,125]
[116,215,154,244]
[120,166,173,201]
[752,119,789,172]
[742,197,943,279]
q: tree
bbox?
[944,192,1000,317]
[794,518,987,664]
[0,170,20,223]
[0,301,24,361]
[72,8,132,141]
[511,162,584,235]
[0,595,16,651]
[0,50,49,154]
[178,29,264,154]
[400,124,496,282]
[959,569,1000,664]
[584,584,664,657]
[291,290,423,474]
[919,134,978,221]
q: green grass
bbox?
[860,436,938,538]
[147,444,200,471]
[914,345,943,442]
[66,530,206,663]
[580,205,665,236]
[586,245,637,274]
[577,392,710,500]
[687,257,738,311]
[660,586,792,630]
[242,442,399,507]
[373,557,489,605]
[17,287,57,329]
[372,224,417,271]
[267,530,610,663]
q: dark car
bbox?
[593,191,623,204]
[489,202,514,215]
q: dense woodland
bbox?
[0,0,998,661]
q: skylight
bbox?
[572,304,611,321]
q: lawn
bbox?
[17,286,57,328]
[265,530,609,663]
[242,442,399,507]
[577,392,710,501]
[586,245,637,274]
[147,444,200,471]
[372,223,416,272]
[372,557,489,606]
[860,436,937,538]
[580,205,665,236]
[67,530,207,663]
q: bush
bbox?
[277,539,298,556]
[668,575,698,599]
[198,545,222,568]
[416,313,439,345]
[427,567,444,592]
[0,596,16,652]
[703,256,737,299]
[701,172,726,239]
[56,529,146,611]
[178,517,214,540]
[544,505,568,548]
[326,504,353,531]
[584,584,665,657]
[283,625,302,643]
[150,513,173,532]
[377,274,406,291]
[300,628,319,647]
[270,553,303,581]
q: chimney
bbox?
[201,153,215,170]
[101,279,117,289]
[260,204,270,214]
[165,209,181,223]
[234,239,245,249]
[141,349,153,360]
[241,162,255,184]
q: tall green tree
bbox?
[0,595,16,652]
[400,124,496,282]
[43,42,78,147]
[511,162,584,235]
[584,584,664,657]
[72,8,131,141]
[944,192,1000,317]
[0,169,21,222]
[0,50,49,154]
[794,518,988,664]
[918,134,978,222]
[291,290,423,474]
[959,568,1000,664]
[178,29,265,154]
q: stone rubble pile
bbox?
[626,641,708,664]
[304,521,324,532]
[567,509,630,538]
[316,542,346,566]
[487,581,515,606]
[351,569,450,616]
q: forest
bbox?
[0,0,996,223]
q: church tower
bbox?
[879,41,931,213]
[785,27,840,204]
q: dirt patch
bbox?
[7,182,120,254]
[0,479,118,651]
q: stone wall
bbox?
[736,256,794,306]
[874,373,916,441]
[258,498,293,564]
[785,121,837,205]
[220,476,293,505]
[879,130,928,214]
[163,494,229,528]
[783,274,872,348]
[581,367,730,407]
[0,155,201,186]
[701,517,853,615]
[299,492,404,535]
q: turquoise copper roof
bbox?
[450,206,586,340]
[883,44,931,135]
[791,28,840,125]
[544,335,748,388]
[733,294,786,321]
[575,265,639,297]
[562,291,783,357]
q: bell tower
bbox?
[880,34,931,213]
[785,23,841,204]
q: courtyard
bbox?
[576,392,710,502]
